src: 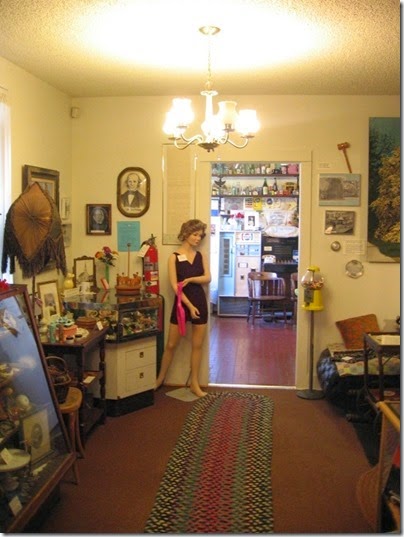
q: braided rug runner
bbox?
[144,392,274,534]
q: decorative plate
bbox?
[345,259,364,278]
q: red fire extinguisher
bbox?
[142,234,159,294]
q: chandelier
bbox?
[163,26,260,152]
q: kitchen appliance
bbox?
[235,231,261,296]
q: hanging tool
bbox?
[337,142,352,173]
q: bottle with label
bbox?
[262,178,269,196]
[272,178,278,194]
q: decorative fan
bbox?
[1,182,67,295]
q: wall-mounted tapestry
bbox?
[368,117,400,262]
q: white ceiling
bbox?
[0,0,400,98]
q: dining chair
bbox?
[247,271,287,325]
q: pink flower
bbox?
[95,246,119,266]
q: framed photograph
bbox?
[319,173,361,206]
[62,223,72,247]
[73,256,96,289]
[324,210,355,235]
[86,204,111,235]
[60,197,71,220]
[244,210,257,230]
[22,165,60,209]
[37,280,62,321]
[117,167,150,218]
[21,408,51,463]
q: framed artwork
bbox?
[319,173,360,206]
[324,210,355,235]
[73,256,96,288]
[37,280,62,321]
[21,408,51,463]
[117,167,150,218]
[368,117,400,262]
[86,204,111,235]
[62,223,72,247]
[60,197,71,220]
[244,211,257,230]
[22,165,60,209]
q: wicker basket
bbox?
[46,356,71,404]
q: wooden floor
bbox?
[209,314,296,387]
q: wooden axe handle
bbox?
[337,143,352,173]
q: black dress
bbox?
[169,251,208,325]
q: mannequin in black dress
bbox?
[155,219,211,397]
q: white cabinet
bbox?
[87,337,156,403]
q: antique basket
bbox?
[46,356,71,404]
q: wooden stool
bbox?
[59,387,85,484]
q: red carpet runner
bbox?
[144,392,274,533]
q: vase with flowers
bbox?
[95,246,119,285]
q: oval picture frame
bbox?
[117,167,150,218]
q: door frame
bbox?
[195,150,313,390]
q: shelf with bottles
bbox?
[211,176,299,198]
[211,162,299,177]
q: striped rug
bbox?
[144,391,274,533]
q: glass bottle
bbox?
[272,178,278,194]
[262,178,269,196]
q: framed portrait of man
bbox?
[117,167,150,218]
[86,204,112,235]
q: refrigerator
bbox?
[235,231,261,296]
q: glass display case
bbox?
[63,290,164,343]
[0,284,74,532]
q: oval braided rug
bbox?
[144,392,274,533]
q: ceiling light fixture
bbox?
[163,26,260,152]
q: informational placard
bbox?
[117,221,140,252]
[162,145,196,244]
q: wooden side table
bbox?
[59,387,85,484]
[42,326,109,444]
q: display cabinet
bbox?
[0,284,74,532]
[63,290,163,343]
[63,290,165,416]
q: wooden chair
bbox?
[247,271,288,325]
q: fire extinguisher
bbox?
[141,234,159,294]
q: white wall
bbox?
[70,94,400,388]
[1,53,400,389]
[0,56,72,292]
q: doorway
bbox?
[208,160,299,387]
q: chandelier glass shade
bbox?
[163,27,259,152]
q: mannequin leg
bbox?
[189,323,208,397]
[155,323,182,389]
